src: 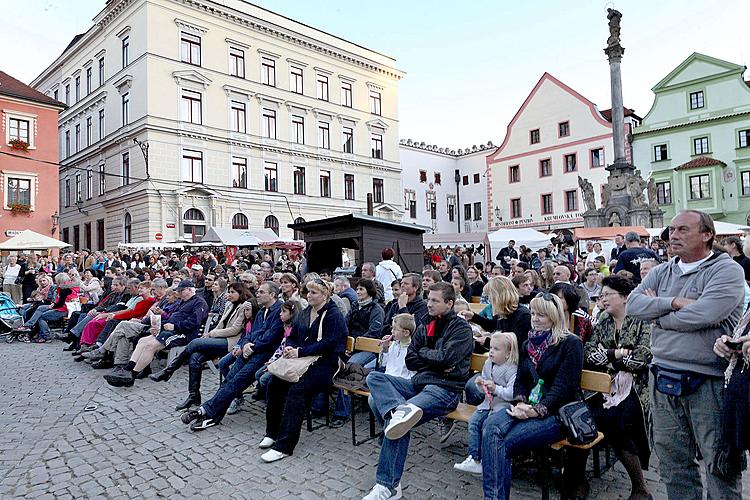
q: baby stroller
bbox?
[0,292,24,343]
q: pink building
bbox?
[0,71,65,243]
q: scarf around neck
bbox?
[358,297,373,307]
[527,329,552,366]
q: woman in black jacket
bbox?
[480,293,583,500]
[259,279,348,463]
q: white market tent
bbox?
[488,228,553,256]
[200,227,282,246]
[0,230,71,251]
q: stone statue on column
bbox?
[578,176,597,212]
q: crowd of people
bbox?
[3,209,750,500]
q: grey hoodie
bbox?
[627,252,744,376]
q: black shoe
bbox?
[92,358,114,369]
[150,368,172,382]
[63,342,77,352]
[330,416,349,428]
[73,354,86,362]
[251,390,265,401]
[181,408,202,424]
[190,417,216,431]
[134,366,151,379]
[175,394,201,412]
[104,367,134,387]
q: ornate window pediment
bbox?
[172,70,212,90]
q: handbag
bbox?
[65,300,82,319]
[557,400,598,445]
[268,310,327,383]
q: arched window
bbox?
[232,213,249,229]
[264,214,279,236]
[183,208,206,242]
[124,213,132,243]
[293,217,305,241]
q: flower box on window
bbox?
[8,139,29,152]
[8,203,32,215]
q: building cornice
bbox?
[633,110,750,137]
[398,139,497,158]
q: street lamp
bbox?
[494,206,503,222]
[454,169,461,233]
[133,137,150,179]
[51,211,60,234]
[75,199,89,216]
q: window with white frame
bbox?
[75,173,81,203]
[262,109,277,139]
[342,127,353,153]
[121,36,129,68]
[261,57,276,86]
[229,47,245,78]
[5,175,34,209]
[320,170,331,197]
[473,202,482,221]
[232,213,249,229]
[290,66,303,94]
[590,148,605,168]
[318,122,330,149]
[564,189,578,211]
[317,74,329,101]
[230,101,246,133]
[447,194,455,222]
[98,164,106,195]
[344,174,355,200]
[121,93,129,126]
[180,33,201,65]
[264,162,278,192]
[122,152,130,186]
[65,130,70,157]
[656,181,672,204]
[404,190,416,218]
[8,118,30,143]
[232,157,247,188]
[98,57,105,86]
[740,129,750,149]
[341,81,352,107]
[694,136,709,155]
[371,133,383,159]
[689,174,710,199]
[65,84,70,105]
[654,144,668,161]
[293,166,306,195]
[291,115,304,144]
[689,90,704,110]
[181,89,202,124]
[98,109,105,139]
[369,90,382,115]
[181,150,203,183]
[373,178,384,203]
[86,67,92,95]
[742,171,750,196]
[86,169,93,200]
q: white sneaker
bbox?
[362,483,402,500]
[260,449,289,463]
[258,436,275,449]
[454,456,483,474]
[384,403,423,440]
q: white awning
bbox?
[0,230,71,250]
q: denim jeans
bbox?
[465,372,484,406]
[70,313,94,338]
[481,411,564,500]
[218,352,237,379]
[24,304,52,328]
[366,371,460,489]
[202,353,268,422]
[468,408,491,459]
[255,365,271,399]
[37,309,67,338]
[333,351,379,418]
[184,337,228,388]
[650,374,742,500]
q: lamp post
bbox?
[454,169,461,233]
[133,137,150,179]
[51,211,60,235]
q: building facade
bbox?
[486,73,639,233]
[0,71,65,243]
[32,0,404,249]
[398,140,491,234]
[631,53,750,224]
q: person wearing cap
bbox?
[105,279,208,387]
[190,264,206,290]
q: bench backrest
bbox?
[346,336,355,352]
[471,353,488,372]
[354,336,382,354]
[469,303,486,315]
[580,370,611,393]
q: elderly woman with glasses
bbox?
[583,275,652,500]
[258,278,348,463]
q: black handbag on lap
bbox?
[557,401,598,445]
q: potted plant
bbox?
[8,203,32,215]
[8,139,29,152]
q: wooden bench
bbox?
[469,302,486,315]
[333,336,382,445]
[444,353,489,422]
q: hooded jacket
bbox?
[375,259,403,302]
[627,252,744,377]
[405,310,474,393]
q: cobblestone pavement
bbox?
[2,341,749,499]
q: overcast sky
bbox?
[2,0,749,148]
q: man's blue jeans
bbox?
[366,371,460,489]
[70,313,94,338]
[333,351,378,418]
[202,352,268,422]
[481,411,564,500]
[468,408,490,459]
[24,305,52,328]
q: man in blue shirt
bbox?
[613,231,658,283]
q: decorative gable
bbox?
[652,52,746,92]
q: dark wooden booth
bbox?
[289,214,426,274]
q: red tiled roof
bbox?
[0,70,65,108]
[600,107,641,122]
[674,156,726,171]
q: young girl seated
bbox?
[454,331,518,474]
[378,313,416,379]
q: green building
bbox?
[632,53,750,224]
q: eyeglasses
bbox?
[599,291,622,298]
[539,292,557,302]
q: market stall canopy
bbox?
[488,228,552,252]
[573,226,650,241]
[422,232,489,249]
[118,242,185,250]
[0,230,71,250]
[200,228,282,247]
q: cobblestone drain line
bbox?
[0,342,722,499]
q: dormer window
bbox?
[689,91,704,110]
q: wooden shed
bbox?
[288,214,427,273]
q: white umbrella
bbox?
[0,230,71,250]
